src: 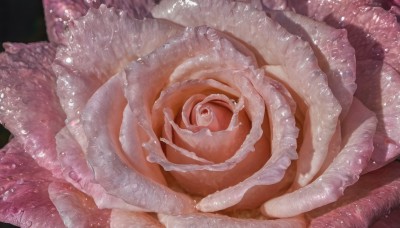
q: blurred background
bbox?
[1,0,47,227]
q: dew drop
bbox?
[68,171,80,181]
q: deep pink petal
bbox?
[371,206,400,228]
[43,0,156,43]
[308,161,400,227]
[0,139,64,228]
[48,182,111,227]
[0,42,65,178]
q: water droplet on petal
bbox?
[68,171,80,181]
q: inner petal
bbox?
[193,101,231,130]
[186,94,234,132]
[170,94,248,164]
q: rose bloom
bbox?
[1,0,400,227]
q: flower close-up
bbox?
[1,0,400,227]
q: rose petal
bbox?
[158,212,306,228]
[308,161,400,227]
[120,105,167,184]
[269,10,357,119]
[288,0,400,171]
[124,26,265,173]
[197,71,298,212]
[48,182,111,227]
[110,209,162,228]
[290,0,400,72]
[371,206,400,228]
[153,0,342,191]
[263,98,377,218]
[152,79,241,136]
[355,61,400,172]
[0,139,64,227]
[0,42,65,178]
[43,0,157,43]
[53,5,182,154]
[81,73,195,214]
[56,127,145,211]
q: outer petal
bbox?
[308,161,400,227]
[158,212,306,228]
[355,61,400,172]
[43,0,156,43]
[263,98,377,217]
[289,0,400,171]
[56,127,145,211]
[53,5,182,154]
[0,139,64,228]
[48,182,111,228]
[269,10,357,119]
[0,42,65,178]
[371,206,400,228]
[290,0,400,72]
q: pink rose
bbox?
[1,0,399,227]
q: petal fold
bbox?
[263,98,377,218]
[48,182,111,228]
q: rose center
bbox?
[190,100,232,131]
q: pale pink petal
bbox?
[120,105,167,185]
[53,5,182,154]
[124,26,265,173]
[81,73,194,214]
[0,139,64,228]
[197,71,298,212]
[0,42,65,178]
[110,210,162,228]
[158,212,306,228]
[269,10,357,119]
[263,98,377,218]
[355,61,400,172]
[48,182,111,228]
[162,95,268,196]
[151,79,240,136]
[56,127,145,211]
[308,161,400,227]
[288,1,400,170]
[290,0,400,72]
[152,0,342,190]
[43,0,157,43]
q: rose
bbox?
[0,0,399,227]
